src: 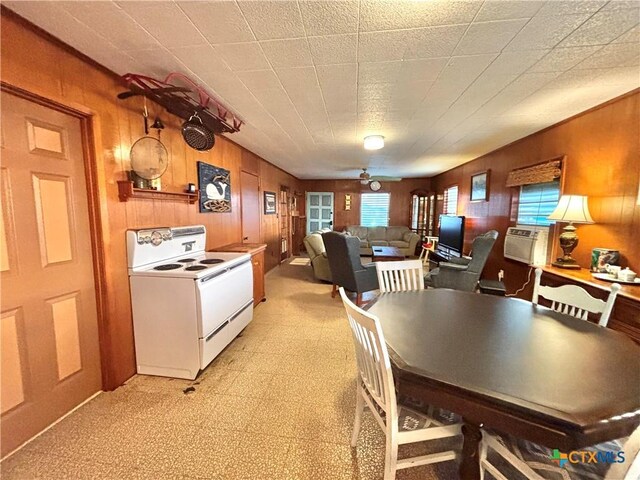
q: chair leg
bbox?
[384,428,399,480]
[351,387,365,447]
[331,284,337,298]
[356,293,363,306]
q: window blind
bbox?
[443,186,458,215]
[361,193,390,227]
[517,181,560,226]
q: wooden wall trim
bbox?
[1,81,113,390]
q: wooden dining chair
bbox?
[532,268,621,327]
[338,287,462,480]
[375,260,425,293]
[480,421,640,480]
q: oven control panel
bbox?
[135,228,173,245]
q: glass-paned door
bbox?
[306,192,334,234]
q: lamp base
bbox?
[552,257,581,269]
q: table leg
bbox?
[460,421,482,480]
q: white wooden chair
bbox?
[532,268,621,327]
[480,421,640,480]
[338,287,462,480]
[375,260,425,293]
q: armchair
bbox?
[303,232,332,282]
[424,230,499,292]
[322,231,379,306]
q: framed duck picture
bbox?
[197,161,231,213]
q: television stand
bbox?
[431,246,461,264]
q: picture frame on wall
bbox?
[197,161,231,213]
[470,170,490,202]
[264,191,277,214]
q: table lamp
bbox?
[547,195,594,269]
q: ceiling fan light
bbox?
[364,135,384,150]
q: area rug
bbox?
[289,258,311,266]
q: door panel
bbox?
[240,171,260,244]
[0,92,101,456]
[306,192,334,234]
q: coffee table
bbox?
[371,246,405,261]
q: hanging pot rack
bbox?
[117,72,243,135]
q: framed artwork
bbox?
[197,161,231,213]
[264,191,277,214]
[470,170,490,202]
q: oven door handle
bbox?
[205,320,229,342]
[229,300,254,322]
[200,268,229,283]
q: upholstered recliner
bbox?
[303,231,332,282]
[424,230,499,292]
[322,231,379,306]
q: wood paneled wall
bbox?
[1,11,301,388]
[302,178,431,231]
[430,90,640,297]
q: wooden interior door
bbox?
[1,92,102,456]
[240,171,260,244]
[279,186,291,261]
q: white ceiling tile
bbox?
[613,25,640,44]
[237,1,305,40]
[60,1,158,51]
[358,29,415,62]
[535,1,607,17]
[575,42,640,69]
[308,34,357,65]
[117,1,206,47]
[398,58,449,84]
[298,1,358,36]
[483,50,549,76]
[505,13,592,51]
[235,69,282,92]
[358,83,395,100]
[276,66,318,92]
[316,64,358,90]
[560,8,640,47]
[404,25,468,59]
[454,19,529,55]
[358,61,403,85]
[475,1,545,22]
[214,42,270,71]
[122,47,188,79]
[261,38,313,68]
[177,1,254,44]
[528,46,603,72]
[359,0,480,32]
[170,45,229,74]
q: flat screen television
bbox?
[437,215,465,257]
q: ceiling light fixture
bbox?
[364,135,384,150]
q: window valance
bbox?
[506,158,563,187]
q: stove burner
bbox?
[200,259,224,265]
[185,265,208,271]
[177,258,196,263]
[154,264,182,271]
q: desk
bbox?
[368,289,640,480]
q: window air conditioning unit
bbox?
[504,225,549,265]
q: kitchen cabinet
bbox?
[215,243,267,307]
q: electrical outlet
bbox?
[498,269,504,282]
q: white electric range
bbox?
[127,225,253,379]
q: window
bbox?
[361,193,390,227]
[443,185,458,215]
[517,181,560,226]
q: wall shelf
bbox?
[117,181,198,204]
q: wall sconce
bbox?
[345,194,351,211]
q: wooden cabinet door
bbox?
[251,251,265,306]
[1,93,102,456]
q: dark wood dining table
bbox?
[367,289,640,480]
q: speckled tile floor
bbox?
[1,259,460,480]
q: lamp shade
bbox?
[547,195,594,224]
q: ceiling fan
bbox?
[359,168,402,185]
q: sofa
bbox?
[344,226,420,256]
[303,228,332,282]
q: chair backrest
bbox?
[323,231,364,290]
[605,424,640,480]
[375,260,424,293]
[532,268,621,326]
[467,230,499,273]
[338,287,397,416]
[303,232,325,260]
